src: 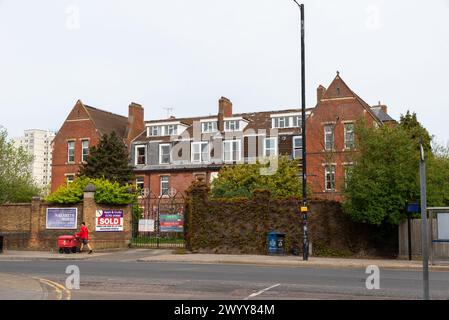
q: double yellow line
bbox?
[35,277,71,300]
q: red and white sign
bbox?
[95,210,124,232]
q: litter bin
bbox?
[267,231,286,256]
[0,236,3,254]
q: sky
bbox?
[1,0,448,145]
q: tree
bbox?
[343,115,449,226]
[78,131,134,185]
[210,156,304,199]
[399,111,432,152]
[0,128,40,203]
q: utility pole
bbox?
[293,1,309,261]
[419,140,430,300]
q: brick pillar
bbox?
[82,183,97,242]
[28,197,41,249]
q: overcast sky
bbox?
[1,0,448,144]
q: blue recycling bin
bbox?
[267,231,286,256]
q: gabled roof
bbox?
[82,103,129,138]
[321,72,393,125]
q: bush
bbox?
[210,156,305,199]
[45,177,137,205]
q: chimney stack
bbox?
[377,101,388,114]
[218,97,232,131]
[127,102,144,145]
[317,85,326,103]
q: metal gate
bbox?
[131,188,185,248]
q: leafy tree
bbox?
[78,131,134,185]
[45,176,137,205]
[399,111,432,152]
[211,156,304,199]
[0,128,40,203]
[343,116,449,226]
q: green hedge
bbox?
[45,177,137,205]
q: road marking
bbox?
[244,283,281,300]
[35,278,71,300]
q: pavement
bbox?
[0,250,109,261]
[1,249,449,271]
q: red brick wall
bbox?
[136,171,218,197]
[51,102,100,192]
[306,98,377,201]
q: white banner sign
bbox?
[138,219,155,232]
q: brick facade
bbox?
[50,73,396,202]
[51,100,144,192]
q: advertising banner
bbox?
[160,214,183,233]
[46,208,78,229]
[95,209,124,232]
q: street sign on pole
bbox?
[419,141,430,300]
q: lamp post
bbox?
[293,1,309,261]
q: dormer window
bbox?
[150,126,160,136]
[225,120,240,132]
[166,125,178,135]
[135,145,146,165]
[272,115,301,129]
[202,121,218,133]
[148,125,178,136]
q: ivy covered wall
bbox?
[185,181,397,257]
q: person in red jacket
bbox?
[76,222,93,254]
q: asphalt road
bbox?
[1,260,448,300]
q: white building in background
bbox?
[13,129,56,193]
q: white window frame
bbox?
[81,140,89,162]
[166,124,178,136]
[344,123,355,150]
[224,120,240,132]
[136,176,145,191]
[135,145,147,165]
[191,141,210,163]
[263,137,278,158]
[293,136,303,159]
[66,174,75,186]
[150,126,160,136]
[160,176,170,196]
[344,165,353,190]
[159,143,171,165]
[67,141,75,163]
[223,140,242,163]
[325,165,336,191]
[202,121,218,133]
[324,125,334,151]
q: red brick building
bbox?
[306,73,395,201]
[51,100,144,192]
[130,73,395,202]
[51,73,395,203]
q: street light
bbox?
[292,1,309,261]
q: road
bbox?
[0,258,448,300]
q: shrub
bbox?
[45,177,137,205]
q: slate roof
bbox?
[83,105,129,138]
